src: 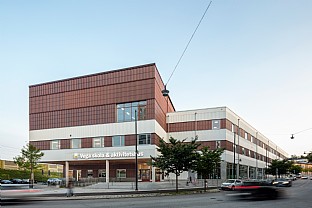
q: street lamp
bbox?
[290,127,312,139]
[135,110,138,191]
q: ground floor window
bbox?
[98,169,106,178]
[87,170,93,178]
[116,169,126,178]
[226,163,234,179]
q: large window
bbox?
[51,140,60,150]
[116,169,126,178]
[71,138,81,149]
[117,101,147,122]
[112,135,125,147]
[93,137,104,148]
[139,134,151,145]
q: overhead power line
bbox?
[165,1,213,87]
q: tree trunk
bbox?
[176,174,179,192]
[204,178,207,192]
[30,169,34,188]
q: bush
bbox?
[0,168,60,182]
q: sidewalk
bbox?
[36,180,220,200]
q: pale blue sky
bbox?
[1,0,311,160]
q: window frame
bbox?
[138,134,151,145]
[116,169,126,178]
[71,138,81,149]
[212,119,220,130]
[51,140,60,150]
[112,135,125,147]
[93,137,104,148]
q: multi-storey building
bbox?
[29,63,288,182]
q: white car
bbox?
[47,178,62,185]
[221,179,243,190]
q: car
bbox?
[301,176,308,179]
[232,180,283,200]
[221,179,243,190]
[1,180,13,184]
[21,179,30,184]
[47,178,62,185]
[10,178,23,184]
[272,178,292,187]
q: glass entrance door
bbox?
[140,169,150,181]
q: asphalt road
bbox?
[3,178,311,208]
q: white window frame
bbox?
[93,137,104,148]
[112,135,125,147]
[212,120,220,130]
[116,169,126,178]
[51,140,60,150]
[71,138,81,149]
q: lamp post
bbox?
[237,119,240,178]
[255,132,258,179]
[135,110,138,191]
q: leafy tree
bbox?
[151,137,200,192]
[305,152,312,163]
[266,159,293,178]
[194,146,224,192]
[14,144,44,187]
[289,165,302,175]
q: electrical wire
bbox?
[165,1,213,87]
[293,127,312,135]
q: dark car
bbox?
[10,179,23,184]
[232,180,283,200]
[1,180,13,184]
[272,178,292,187]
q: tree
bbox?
[194,146,224,192]
[266,159,293,178]
[14,144,44,188]
[289,165,302,175]
[151,137,200,192]
[305,152,312,163]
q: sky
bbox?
[0,0,311,160]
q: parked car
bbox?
[1,180,13,184]
[301,176,308,179]
[272,178,292,187]
[221,179,243,190]
[10,179,23,184]
[47,178,62,185]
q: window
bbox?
[116,169,126,178]
[231,124,234,133]
[87,170,93,178]
[242,147,245,155]
[212,120,220,129]
[139,134,151,145]
[216,141,221,148]
[98,169,106,178]
[117,101,147,122]
[51,140,60,150]
[71,138,81,149]
[245,132,248,140]
[251,136,253,143]
[112,135,125,147]
[93,137,104,148]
